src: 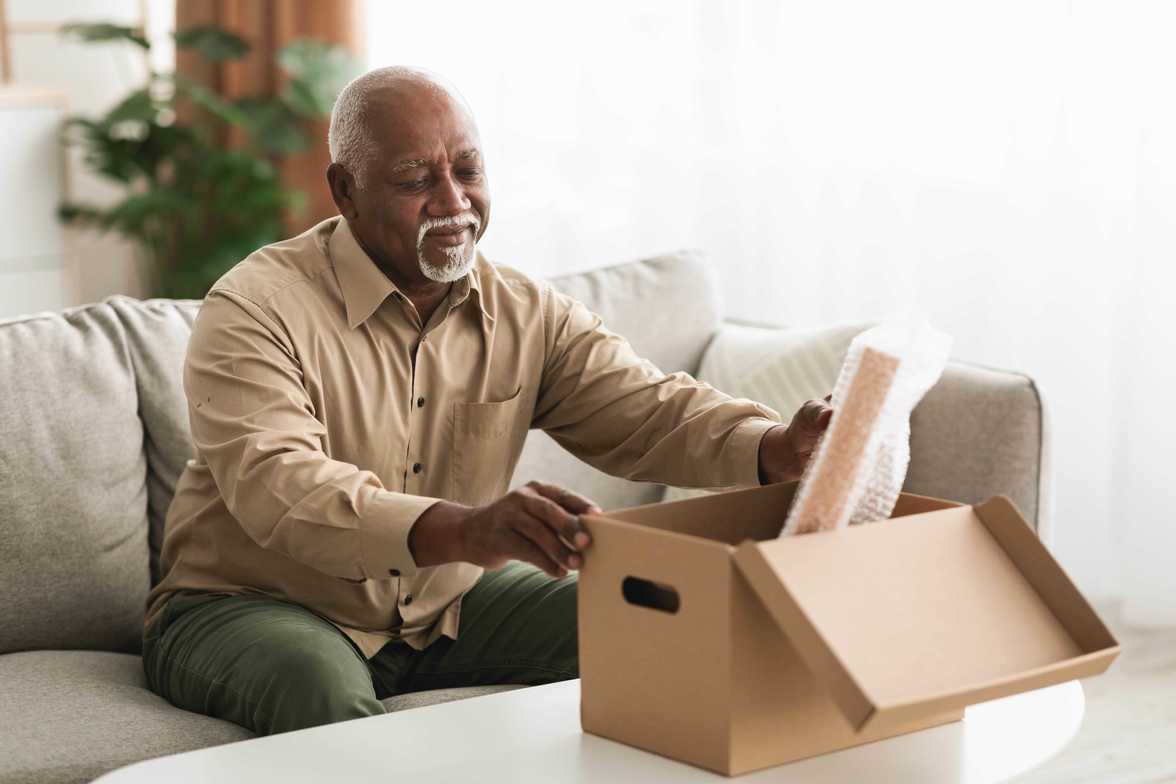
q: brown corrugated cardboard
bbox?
[577,481,1119,776]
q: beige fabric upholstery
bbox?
[0,651,251,784]
[906,361,1050,536]
[0,305,149,656]
[380,684,525,713]
[107,297,201,587]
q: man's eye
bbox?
[400,178,428,190]
[458,169,482,180]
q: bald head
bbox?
[328,66,475,188]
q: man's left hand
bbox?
[757,396,835,484]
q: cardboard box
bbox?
[578,481,1119,776]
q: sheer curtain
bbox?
[367,0,1176,624]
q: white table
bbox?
[95,679,1084,783]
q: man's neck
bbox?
[350,226,453,330]
[404,284,453,331]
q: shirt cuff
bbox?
[358,491,443,580]
[727,416,785,489]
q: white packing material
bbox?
[782,321,952,536]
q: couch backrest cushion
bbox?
[0,304,148,655]
[107,297,201,587]
[510,250,723,511]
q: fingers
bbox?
[527,480,602,515]
[512,533,566,579]
[478,482,602,577]
[797,398,834,432]
[515,504,579,570]
[525,480,598,549]
[522,494,584,550]
[785,398,835,459]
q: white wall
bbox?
[368,0,1176,614]
[6,0,175,308]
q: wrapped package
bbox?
[782,321,952,536]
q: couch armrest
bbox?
[907,361,1053,543]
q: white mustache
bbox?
[417,214,481,249]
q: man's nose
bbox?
[427,172,471,216]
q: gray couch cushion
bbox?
[0,650,251,784]
[107,297,201,586]
[511,250,723,510]
[0,305,148,655]
[380,684,524,713]
[0,647,533,784]
[0,648,528,784]
[906,361,1047,530]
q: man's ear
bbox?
[327,162,360,220]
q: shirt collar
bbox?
[329,217,493,329]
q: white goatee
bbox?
[417,214,480,283]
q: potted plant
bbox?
[58,22,360,299]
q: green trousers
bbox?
[142,562,577,736]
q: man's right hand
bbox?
[408,480,601,578]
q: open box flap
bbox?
[732,497,1119,733]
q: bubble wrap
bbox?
[782,321,952,536]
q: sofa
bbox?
[0,250,1050,784]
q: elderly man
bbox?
[142,66,832,736]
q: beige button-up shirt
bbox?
[146,217,781,658]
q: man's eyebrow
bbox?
[390,158,428,175]
[457,148,481,161]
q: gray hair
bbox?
[328,66,468,188]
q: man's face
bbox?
[338,85,490,286]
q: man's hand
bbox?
[757,396,835,484]
[408,480,601,578]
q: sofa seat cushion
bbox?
[0,649,528,784]
[0,650,252,784]
[380,684,525,713]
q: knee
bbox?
[251,647,384,735]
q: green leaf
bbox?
[61,22,149,50]
[277,39,361,117]
[103,190,189,234]
[105,89,159,125]
[233,98,308,154]
[57,202,109,227]
[174,25,251,61]
[172,76,252,126]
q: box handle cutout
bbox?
[621,576,680,614]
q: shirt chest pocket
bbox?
[451,385,529,505]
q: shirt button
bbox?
[403,594,414,606]
[389,569,400,577]
[412,462,423,474]
[416,396,425,408]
